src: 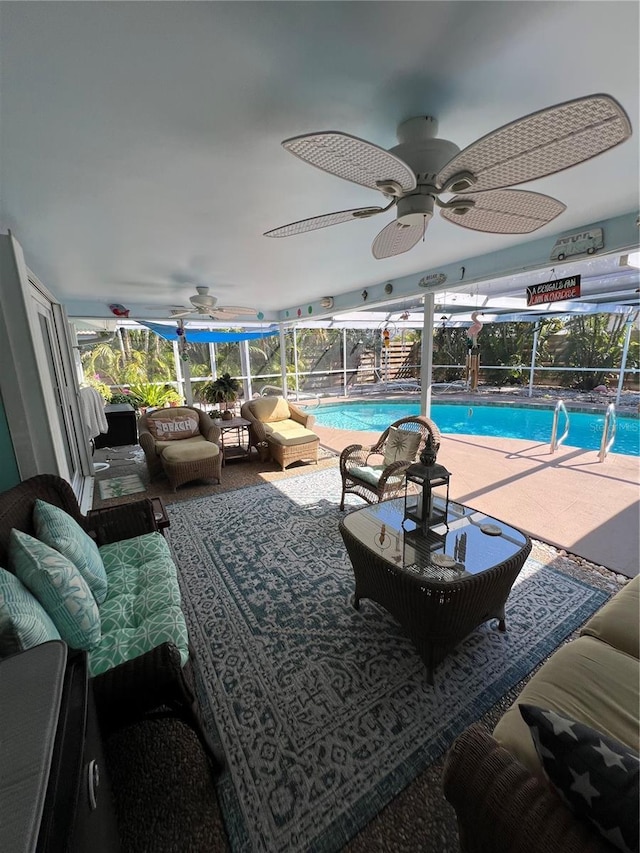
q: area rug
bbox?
[166,468,609,853]
[98,473,146,499]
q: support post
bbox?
[343,328,348,397]
[293,327,299,401]
[420,293,435,418]
[279,325,288,399]
[528,323,540,398]
[616,313,635,406]
[240,338,252,403]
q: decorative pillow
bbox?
[9,530,101,651]
[519,704,639,853]
[251,396,291,423]
[383,426,421,466]
[147,414,200,440]
[0,566,61,656]
[34,499,108,604]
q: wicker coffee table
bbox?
[339,497,532,684]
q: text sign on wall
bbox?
[526,275,581,306]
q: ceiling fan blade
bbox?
[170,308,193,318]
[213,306,256,317]
[440,189,566,233]
[264,206,386,238]
[436,94,632,194]
[282,131,416,193]
[372,220,425,260]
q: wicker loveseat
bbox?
[443,575,639,853]
[241,396,320,470]
[0,474,221,769]
[138,405,222,491]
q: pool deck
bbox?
[312,404,639,578]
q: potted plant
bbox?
[198,373,241,419]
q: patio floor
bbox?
[312,420,639,579]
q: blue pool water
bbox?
[312,401,639,456]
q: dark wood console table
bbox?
[339,497,532,684]
[0,641,120,852]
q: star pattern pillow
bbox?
[519,704,639,853]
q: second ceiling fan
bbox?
[170,286,256,320]
[264,94,631,259]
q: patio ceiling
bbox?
[1,2,639,325]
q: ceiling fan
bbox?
[169,286,256,320]
[264,94,631,259]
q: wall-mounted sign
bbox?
[550,228,604,262]
[418,273,447,288]
[526,275,581,306]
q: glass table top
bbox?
[340,497,529,582]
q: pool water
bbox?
[311,401,639,456]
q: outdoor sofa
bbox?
[0,473,221,768]
[443,575,639,853]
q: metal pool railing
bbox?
[550,400,570,453]
[598,403,617,462]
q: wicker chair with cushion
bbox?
[240,396,320,470]
[339,415,442,510]
[138,406,222,491]
[0,474,223,771]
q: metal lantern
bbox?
[403,462,451,534]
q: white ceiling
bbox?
[1,1,639,324]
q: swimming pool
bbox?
[311,400,639,456]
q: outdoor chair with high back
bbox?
[241,395,320,470]
[138,406,222,491]
[339,415,442,510]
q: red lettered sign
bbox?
[526,275,581,306]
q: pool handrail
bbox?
[550,400,570,453]
[259,385,321,409]
[598,403,617,462]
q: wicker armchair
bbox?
[139,406,221,490]
[339,415,441,510]
[240,396,319,470]
[0,474,223,771]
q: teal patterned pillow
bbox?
[9,530,101,650]
[34,499,108,604]
[0,566,61,656]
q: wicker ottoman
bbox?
[161,441,221,491]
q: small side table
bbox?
[212,417,252,465]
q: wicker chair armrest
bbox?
[86,498,158,545]
[339,443,377,472]
[202,423,221,444]
[377,459,411,488]
[138,428,157,457]
[442,724,608,853]
[91,642,187,728]
[289,402,315,429]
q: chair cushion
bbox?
[264,419,318,447]
[161,440,219,463]
[383,426,421,466]
[146,408,200,440]
[153,434,208,455]
[350,465,386,486]
[251,396,291,423]
[580,576,639,660]
[519,704,639,853]
[0,566,61,656]
[33,499,108,604]
[9,530,101,650]
[89,532,189,677]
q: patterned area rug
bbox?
[166,468,609,853]
[98,473,146,499]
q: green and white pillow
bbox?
[383,426,421,466]
[9,529,101,651]
[34,499,108,604]
[0,566,61,656]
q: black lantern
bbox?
[403,462,451,535]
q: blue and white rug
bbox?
[167,468,609,853]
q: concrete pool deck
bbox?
[312,422,639,578]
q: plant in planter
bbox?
[198,374,241,419]
[128,382,181,412]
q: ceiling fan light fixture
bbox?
[396,193,435,227]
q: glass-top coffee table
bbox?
[339,497,532,684]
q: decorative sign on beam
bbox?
[526,275,581,306]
